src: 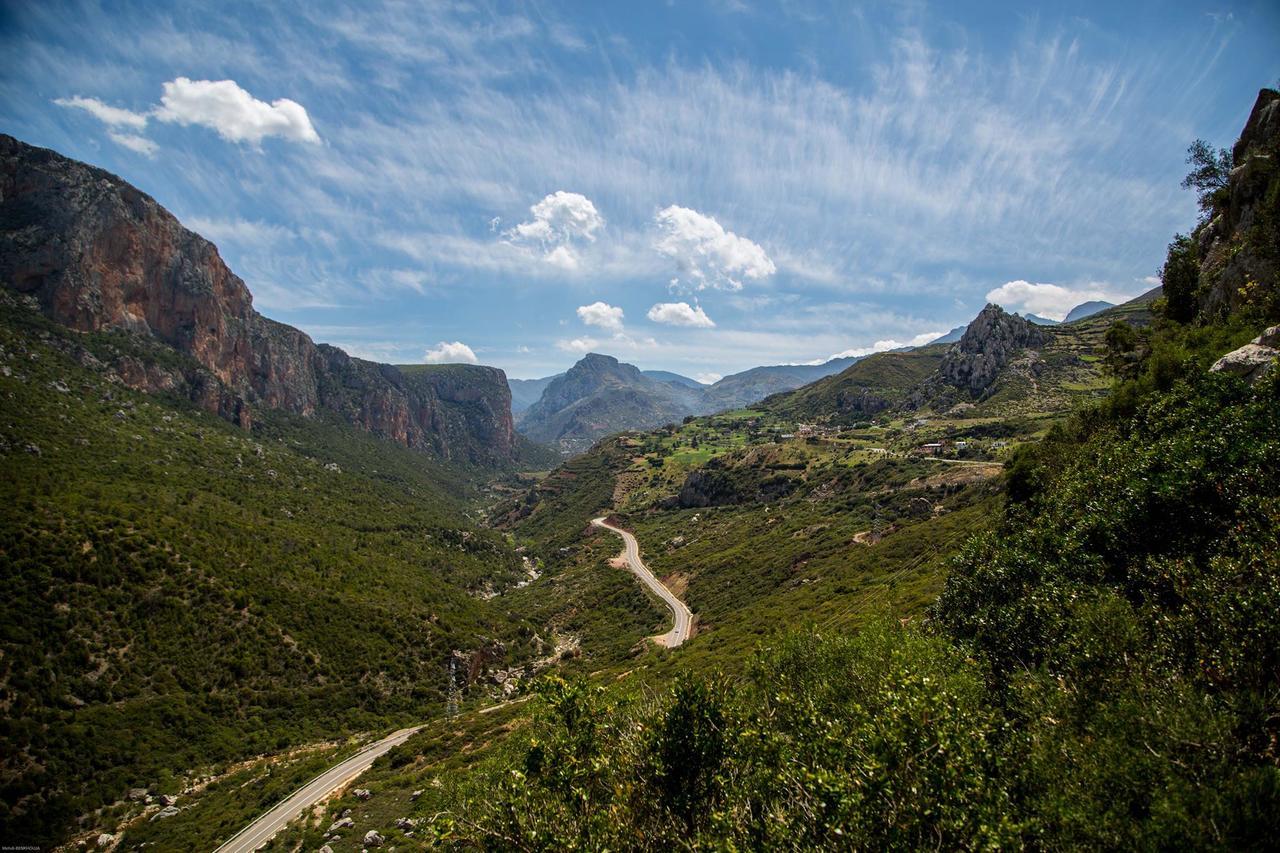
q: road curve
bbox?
[592,517,694,647]
[214,726,422,853]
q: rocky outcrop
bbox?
[1210,325,1280,384]
[1196,89,1279,319]
[0,135,517,464]
[939,304,1050,397]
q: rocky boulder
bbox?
[1210,325,1280,383]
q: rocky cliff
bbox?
[1193,88,1280,319]
[0,135,517,464]
[939,304,1050,397]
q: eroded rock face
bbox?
[0,135,517,464]
[1197,89,1279,318]
[939,304,1050,397]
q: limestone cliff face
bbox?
[0,134,516,464]
[939,304,1050,397]
[1195,88,1280,319]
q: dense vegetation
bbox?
[0,299,540,843]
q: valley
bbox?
[0,28,1277,849]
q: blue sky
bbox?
[2,1,1277,381]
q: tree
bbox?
[1181,139,1233,214]
[1103,320,1141,378]
[1160,233,1200,323]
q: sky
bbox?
[2,1,1277,381]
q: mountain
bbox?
[933,324,967,344]
[517,353,704,454]
[1063,300,1114,322]
[643,369,705,389]
[516,354,866,455]
[700,356,861,411]
[1021,312,1060,325]
[509,374,561,414]
[0,134,528,466]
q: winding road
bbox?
[218,521,689,849]
[592,516,694,647]
[213,726,422,853]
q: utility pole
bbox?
[870,502,883,545]
[446,656,460,720]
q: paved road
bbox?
[214,726,422,853]
[592,517,693,647]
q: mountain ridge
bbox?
[0,134,525,466]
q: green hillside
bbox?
[0,296,542,843]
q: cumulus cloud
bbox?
[155,77,320,144]
[654,205,775,292]
[694,372,722,384]
[506,191,604,269]
[107,131,158,156]
[54,96,149,128]
[646,301,716,328]
[985,280,1129,321]
[827,331,943,360]
[577,301,624,332]
[557,336,599,354]
[423,341,478,363]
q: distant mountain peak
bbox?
[1064,300,1115,323]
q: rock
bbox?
[409,789,423,800]
[0,135,520,464]
[150,805,180,820]
[353,787,372,800]
[395,817,420,830]
[939,304,1050,397]
[319,846,334,853]
[96,833,114,848]
[328,817,355,831]
[363,829,385,847]
[324,462,341,472]
[128,787,148,801]
[160,793,178,806]
[1256,324,1280,349]
[1210,327,1280,384]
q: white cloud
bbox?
[827,331,943,360]
[506,191,604,268]
[107,130,158,156]
[155,77,320,144]
[423,341,478,364]
[985,280,1131,321]
[54,96,149,129]
[576,301,624,332]
[654,205,775,291]
[557,337,599,354]
[647,301,716,328]
[186,216,296,246]
[694,372,722,384]
[544,244,579,270]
